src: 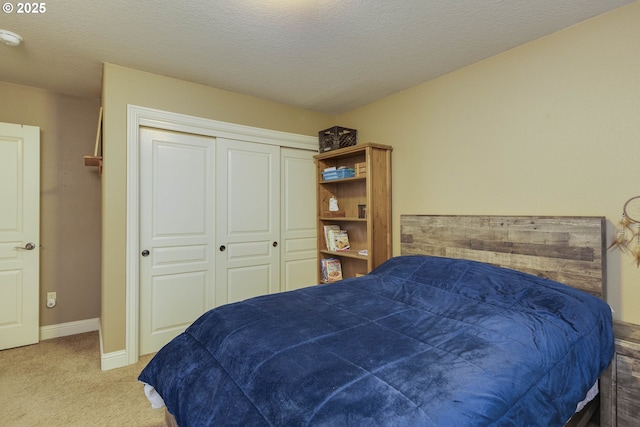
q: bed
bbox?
[139,215,614,427]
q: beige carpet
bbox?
[0,331,165,427]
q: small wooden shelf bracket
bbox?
[84,106,103,175]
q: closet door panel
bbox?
[139,128,215,355]
[216,139,280,305]
[281,148,317,291]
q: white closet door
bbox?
[139,128,215,355]
[281,148,317,291]
[216,139,280,305]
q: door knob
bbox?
[141,250,150,257]
[272,241,278,247]
[219,245,226,251]
[15,242,36,250]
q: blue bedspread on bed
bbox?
[139,255,614,427]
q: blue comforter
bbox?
[139,255,614,427]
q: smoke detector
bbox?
[0,29,23,47]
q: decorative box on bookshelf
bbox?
[318,126,358,153]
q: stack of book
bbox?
[323,225,350,251]
[321,258,342,282]
[322,166,355,181]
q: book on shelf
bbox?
[326,228,350,251]
[322,166,355,180]
[332,229,350,251]
[321,258,342,282]
[323,225,340,250]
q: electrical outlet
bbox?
[46,292,56,308]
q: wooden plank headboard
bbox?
[400,215,606,299]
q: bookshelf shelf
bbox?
[319,176,366,185]
[314,142,392,282]
[318,217,367,222]
[319,249,368,261]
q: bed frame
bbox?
[400,215,606,298]
[400,215,607,427]
[163,215,608,427]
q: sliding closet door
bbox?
[281,148,317,291]
[215,138,280,305]
[138,128,215,355]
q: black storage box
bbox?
[318,126,358,152]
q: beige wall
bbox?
[100,64,334,353]
[0,82,101,327]
[4,2,635,357]
[338,2,640,324]
[4,1,637,354]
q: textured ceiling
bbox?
[0,0,633,114]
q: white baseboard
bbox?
[39,317,100,341]
[100,349,128,370]
[98,321,130,371]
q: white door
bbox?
[281,148,317,291]
[0,123,40,350]
[139,128,215,355]
[215,139,280,305]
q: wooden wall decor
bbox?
[400,215,606,299]
[84,106,103,175]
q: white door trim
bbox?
[123,105,316,367]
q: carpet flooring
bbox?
[0,331,164,427]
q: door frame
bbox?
[125,105,316,365]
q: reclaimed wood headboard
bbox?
[400,215,606,299]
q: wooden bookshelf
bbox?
[314,143,392,282]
